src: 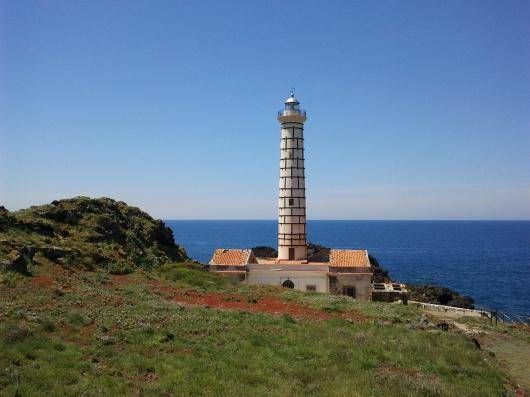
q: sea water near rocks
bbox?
[166,220,530,317]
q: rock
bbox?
[4,325,32,342]
[307,243,330,262]
[39,207,80,225]
[17,219,56,236]
[251,243,331,262]
[369,254,391,283]
[0,208,14,232]
[39,246,78,261]
[447,295,475,309]
[1,246,35,275]
[408,285,475,309]
[436,322,449,331]
[251,246,278,258]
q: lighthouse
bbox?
[277,91,308,261]
[209,92,379,301]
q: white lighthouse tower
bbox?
[209,92,377,300]
[277,91,308,261]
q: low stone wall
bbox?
[409,300,490,318]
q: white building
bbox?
[209,93,373,299]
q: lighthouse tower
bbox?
[277,92,308,261]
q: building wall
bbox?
[218,272,247,283]
[247,270,328,293]
[211,265,373,300]
[329,273,372,300]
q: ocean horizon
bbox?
[166,219,530,317]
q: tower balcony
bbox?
[277,109,307,123]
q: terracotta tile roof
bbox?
[210,249,252,266]
[329,249,370,267]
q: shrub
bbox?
[3,325,32,343]
[66,311,89,327]
[41,319,56,332]
[53,288,65,297]
[107,262,135,275]
[281,314,296,324]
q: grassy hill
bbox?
[0,197,188,275]
[1,198,528,396]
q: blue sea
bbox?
[166,220,530,317]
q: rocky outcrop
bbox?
[251,243,331,262]
[307,243,330,262]
[0,246,35,275]
[251,246,278,258]
[0,197,188,273]
[407,285,474,309]
[368,254,474,309]
[368,254,391,283]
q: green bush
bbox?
[3,325,32,343]
[65,311,90,327]
[41,319,56,333]
[158,262,234,291]
[107,262,135,275]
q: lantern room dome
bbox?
[285,95,299,104]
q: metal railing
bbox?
[278,109,306,118]
[492,310,530,326]
[474,305,530,327]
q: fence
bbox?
[409,300,530,327]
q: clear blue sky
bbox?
[1,1,529,219]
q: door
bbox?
[282,279,295,289]
[288,247,295,260]
[343,286,356,298]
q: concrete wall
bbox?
[329,273,372,300]
[247,270,328,293]
[409,301,490,318]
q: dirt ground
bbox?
[481,332,530,394]
[425,309,530,395]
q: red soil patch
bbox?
[111,274,135,284]
[31,274,54,288]
[178,290,334,320]
[109,274,366,322]
[79,322,96,338]
[148,280,366,322]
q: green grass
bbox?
[0,264,510,397]
[280,288,422,323]
[156,262,236,291]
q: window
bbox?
[306,285,316,292]
[288,198,294,206]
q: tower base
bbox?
[278,245,307,261]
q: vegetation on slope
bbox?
[0,263,513,397]
[0,197,188,274]
[0,198,526,396]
